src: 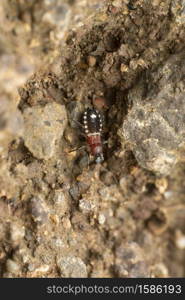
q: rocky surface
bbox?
[0,0,185,278]
[122,51,185,175]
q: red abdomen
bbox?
[87,134,103,156]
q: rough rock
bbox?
[122,52,185,175]
[23,103,67,159]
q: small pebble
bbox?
[120,63,129,72]
[112,0,123,8]
[79,198,96,213]
[155,178,168,194]
[69,184,80,201]
[51,237,65,248]
[98,214,106,225]
[6,259,21,274]
[57,256,87,278]
[175,230,185,249]
[88,56,96,67]
[53,189,68,215]
[29,196,48,225]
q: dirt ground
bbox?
[0,0,185,278]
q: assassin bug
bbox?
[82,107,104,164]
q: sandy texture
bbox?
[0,0,185,278]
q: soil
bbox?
[0,0,185,278]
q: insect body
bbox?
[82,108,104,163]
